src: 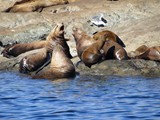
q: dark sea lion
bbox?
[93,30,126,47]
[19,23,72,74]
[1,40,46,58]
[72,28,96,58]
[32,45,75,79]
[5,0,68,12]
[129,45,160,61]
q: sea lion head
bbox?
[1,45,15,58]
[72,27,97,58]
[46,23,72,58]
[72,27,96,46]
[72,27,85,42]
[46,23,65,51]
[1,41,19,58]
[47,23,65,41]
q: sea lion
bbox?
[129,45,160,61]
[19,23,72,74]
[81,38,106,67]
[72,27,96,58]
[128,45,148,58]
[1,40,46,58]
[5,0,68,12]
[19,48,51,74]
[32,45,75,79]
[93,30,126,47]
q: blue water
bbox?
[0,72,160,120]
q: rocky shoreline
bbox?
[0,52,160,77]
[0,0,160,77]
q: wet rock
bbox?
[76,59,160,77]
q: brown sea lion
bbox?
[81,38,106,67]
[128,45,148,58]
[72,28,96,58]
[93,30,126,47]
[1,40,46,58]
[19,23,72,74]
[19,48,51,74]
[129,45,160,61]
[5,0,69,12]
[32,45,75,79]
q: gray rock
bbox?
[0,22,52,45]
[75,59,160,77]
[0,52,159,77]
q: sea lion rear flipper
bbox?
[106,46,115,59]
[136,49,150,59]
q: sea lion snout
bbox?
[51,23,65,36]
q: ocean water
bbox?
[0,71,160,120]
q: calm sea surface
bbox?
[0,71,160,120]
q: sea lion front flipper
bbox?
[35,52,52,74]
[116,36,126,47]
[106,46,115,59]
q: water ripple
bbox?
[0,72,160,120]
